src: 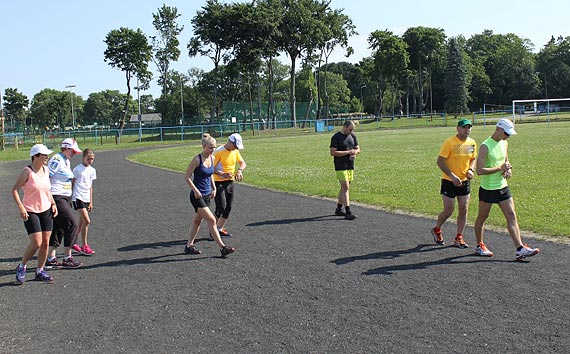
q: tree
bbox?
[403,27,446,114]
[368,30,410,116]
[2,88,29,129]
[444,37,469,116]
[83,90,127,127]
[536,36,570,99]
[151,4,184,124]
[316,8,356,120]
[188,0,234,125]
[466,30,537,105]
[30,89,68,130]
[275,0,338,126]
[104,27,152,125]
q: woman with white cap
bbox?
[12,144,58,284]
[45,138,84,269]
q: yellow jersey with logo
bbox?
[213,146,244,182]
[438,136,477,181]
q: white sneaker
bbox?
[516,244,540,260]
[475,242,493,257]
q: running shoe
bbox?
[220,246,236,258]
[454,235,469,249]
[71,244,82,254]
[335,208,346,216]
[344,211,357,220]
[431,227,444,245]
[475,242,493,257]
[516,244,540,260]
[81,244,95,256]
[61,257,83,269]
[184,245,202,255]
[34,270,53,283]
[218,228,232,238]
[45,258,63,269]
[15,264,26,284]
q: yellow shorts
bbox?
[336,170,354,182]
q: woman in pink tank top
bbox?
[11,144,58,284]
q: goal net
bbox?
[511,98,570,123]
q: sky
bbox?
[2,0,568,101]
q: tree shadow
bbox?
[362,254,514,276]
[331,244,442,265]
[247,214,338,226]
[117,239,187,252]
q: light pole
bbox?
[65,85,76,130]
[180,77,184,126]
[360,85,366,119]
[136,78,142,142]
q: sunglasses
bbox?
[504,130,510,137]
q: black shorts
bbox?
[189,192,211,212]
[73,199,90,210]
[440,179,470,198]
[479,186,512,203]
[24,208,54,235]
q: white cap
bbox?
[496,118,517,136]
[229,133,244,149]
[29,144,53,157]
[61,138,82,154]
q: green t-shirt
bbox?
[480,136,508,190]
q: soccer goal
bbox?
[511,98,570,123]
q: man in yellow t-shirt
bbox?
[212,133,246,237]
[431,118,477,248]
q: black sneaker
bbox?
[184,245,202,254]
[61,257,83,269]
[45,258,63,269]
[220,246,236,258]
[345,212,357,220]
[335,209,346,216]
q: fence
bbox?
[0,112,455,150]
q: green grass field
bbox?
[129,121,570,240]
[3,121,568,239]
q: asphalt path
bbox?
[1,148,569,354]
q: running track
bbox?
[1,148,568,354]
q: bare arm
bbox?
[330,146,360,157]
[11,169,30,221]
[184,156,202,197]
[475,144,511,176]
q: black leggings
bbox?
[214,180,234,219]
[50,195,78,248]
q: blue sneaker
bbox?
[34,269,53,283]
[15,264,26,284]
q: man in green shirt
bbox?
[473,118,540,260]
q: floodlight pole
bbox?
[65,85,76,130]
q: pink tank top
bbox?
[22,165,52,213]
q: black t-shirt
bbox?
[330,131,358,171]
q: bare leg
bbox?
[337,180,350,207]
[456,194,470,235]
[21,232,42,266]
[435,195,455,229]
[77,208,91,246]
[498,198,523,248]
[474,201,492,245]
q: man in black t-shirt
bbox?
[329,120,361,220]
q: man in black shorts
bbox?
[431,118,477,248]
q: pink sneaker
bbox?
[81,244,95,256]
[71,244,82,254]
